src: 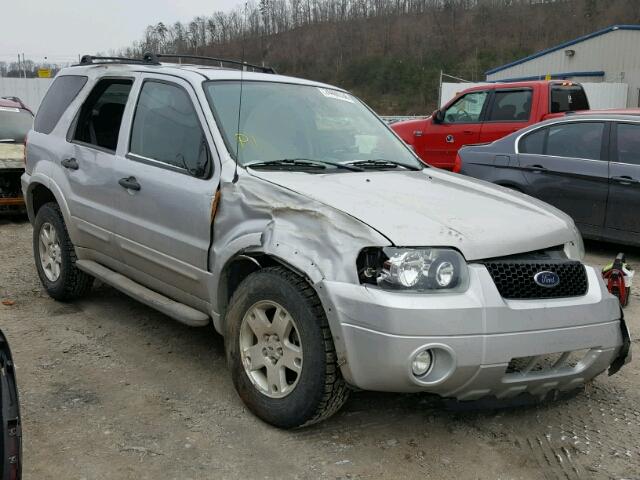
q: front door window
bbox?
[443,91,489,123]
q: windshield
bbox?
[204,81,421,169]
[0,107,33,143]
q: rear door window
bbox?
[550,85,590,113]
[486,90,532,122]
[546,122,605,160]
[443,91,489,123]
[129,81,211,178]
[34,75,87,134]
[615,123,640,165]
[72,79,133,151]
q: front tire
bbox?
[225,267,349,428]
[33,202,93,301]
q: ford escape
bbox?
[22,54,630,428]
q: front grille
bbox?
[482,260,588,299]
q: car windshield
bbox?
[203,81,422,170]
[0,107,33,143]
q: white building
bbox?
[486,25,640,108]
[0,77,54,112]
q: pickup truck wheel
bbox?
[226,266,350,428]
[33,202,93,301]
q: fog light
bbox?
[411,349,433,376]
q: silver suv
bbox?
[22,55,630,428]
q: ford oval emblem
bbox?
[534,271,560,288]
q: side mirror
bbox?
[432,109,444,124]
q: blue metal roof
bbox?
[488,71,605,83]
[485,24,640,76]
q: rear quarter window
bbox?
[519,127,546,154]
[34,75,88,134]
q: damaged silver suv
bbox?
[22,54,630,428]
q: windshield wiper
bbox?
[0,139,16,143]
[247,158,364,172]
[347,159,421,171]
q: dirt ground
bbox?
[0,217,638,480]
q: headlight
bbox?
[358,247,469,293]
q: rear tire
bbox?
[225,266,349,428]
[33,202,93,301]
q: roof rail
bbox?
[76,55,160,66]
[145,53,276,74]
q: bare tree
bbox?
[120,0,637,114]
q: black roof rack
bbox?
[76,55,160,66]
[145,53,276,74]
[74,53,275,74]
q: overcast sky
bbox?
[1,0,243,63]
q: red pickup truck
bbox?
[391,81,590,170]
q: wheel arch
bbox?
[216,252,315,333]
[25,177,72,227]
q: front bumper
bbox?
[317,264,630,399]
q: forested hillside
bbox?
[122,0,640,114]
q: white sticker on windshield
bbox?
[318,88,354,103]
[0,107,20,113]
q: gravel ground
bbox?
[0,217,638,480]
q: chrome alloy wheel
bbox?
[239,300,303,399]
[39,222,62,282]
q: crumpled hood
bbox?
[248,168,577,261]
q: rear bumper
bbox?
[318,264,630,399]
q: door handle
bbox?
[611,175,639,185]
[118,176,141,191]
[61,157,79,170]
[526,164,547,173]
[463,130,474,135]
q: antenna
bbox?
[233,2,248,184]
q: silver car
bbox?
[21,55,630,428]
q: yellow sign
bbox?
[545,74,552,81]
[37,69,52,78]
